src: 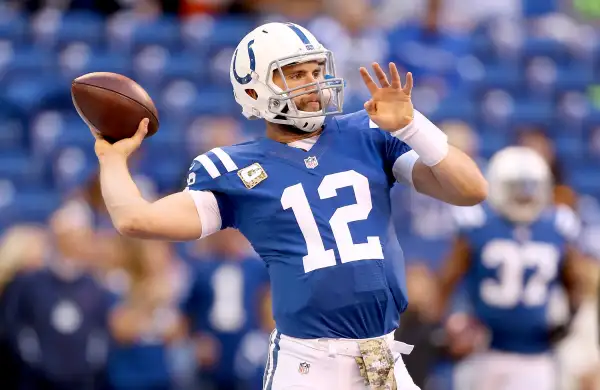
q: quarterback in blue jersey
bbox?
[438,146,593,390]
[88,22,487,390]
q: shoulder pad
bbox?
[451,204,487,230]
[554,204,581,242]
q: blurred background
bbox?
[0,0,599,389]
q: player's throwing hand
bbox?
[90,118,149,160]
[360,62,414,132]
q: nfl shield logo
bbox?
[304,156,318,169]
[298,362,310,375]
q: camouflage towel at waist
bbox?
[354,338,397,390]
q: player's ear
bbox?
[246,89,258,100]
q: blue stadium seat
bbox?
[479,132,509,158]
[2,75,65,114]
[140,155,187,193]
[554,65,594,91]
[59,47,132,79]
[188,89,238,116]
[0,115,26,150]
[584,109,600,127]
[385,25,422,48]
[509,99,554,126]
[204,17,256,49]
[477,65,522,92]
[0,46,56,79]
[471,34,496,64]
[522,37,570,64]
[49,145,96,193]
[553,135,583,159]
[132,17,181,49]
[568,167,600,197]
[143,123,186,158]
[54,12,105,48]
[53,127,94,151]
[0,188,62,228]
[430,97,477,123]
[27,111,92,159]
[157,79,200,115]
[0,10,27,43]
[549,116,586,136]
[0,152,47,189]
[163,52,208,82]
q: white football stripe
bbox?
[264,330,277,386]
[211,147,238,172]
[196,154,220,178]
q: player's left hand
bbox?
[360,62,414,132]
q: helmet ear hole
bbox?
[246,89,258,100]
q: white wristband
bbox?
[391,110,449,167]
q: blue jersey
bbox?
[186,110,412,339]
[181,255,270,386]
[107,294,172,389]
[455,203,580,354]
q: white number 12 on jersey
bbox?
[281,170,384,273]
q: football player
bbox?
[180,229,271,390]
[89,22,487,389]
[438,146,593,390]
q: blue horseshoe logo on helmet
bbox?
[232,39,256,85]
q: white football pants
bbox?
[454,350,557,390]
[262,330,420,390]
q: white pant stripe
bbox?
[263,330,279,389]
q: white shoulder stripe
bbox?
[211,147,238,172]
[196,154,220,178]
[555,205,581,241]
[452,204,486,229]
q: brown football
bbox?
[71,72,159,143]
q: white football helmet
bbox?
[229,22,345,132]
[487,146,553,224]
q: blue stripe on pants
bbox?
[264,330,281,390]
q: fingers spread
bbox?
[372,62,390,88]
[359,67,379,95]
[389,62,402,89]
[403,72,414,95]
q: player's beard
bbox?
[296,97,322,112]
[295,89,332,113]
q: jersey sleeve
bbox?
[185,150,237,236]
[385,132,418,185]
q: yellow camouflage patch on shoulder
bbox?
[237,163,268,189]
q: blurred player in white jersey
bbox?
[87,22,488,389]
[438,146,596,390]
